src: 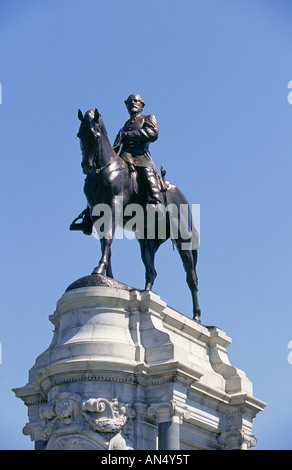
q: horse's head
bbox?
[77,108,105,174]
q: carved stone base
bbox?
[13,276,266,450]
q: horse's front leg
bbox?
[98,239,114,278]
[91,205,116,276]
[105,249,114,278]
[138,239,158,290]
[92,237,113,276]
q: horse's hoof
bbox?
[92,267,105,276]
[193,313,201,323]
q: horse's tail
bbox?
[191,217,199,288]
[191,217,200,252]
[181,205,199,252]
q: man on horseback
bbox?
[69,97,201,321]
[70,94,164,235]
[113,94,163,206]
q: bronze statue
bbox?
[70,95,164,235]
[113,94,163,206]
[70,96,201,322]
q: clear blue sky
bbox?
[0,0,291,450]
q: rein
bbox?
[94,161,112,174]
[91,136,125,175]
[92,158,126,177]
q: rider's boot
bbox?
[144,168,166,217]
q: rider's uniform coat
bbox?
[113,113,159,169]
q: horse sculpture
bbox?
[73,108,201,322]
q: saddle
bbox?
[120,152,168,192]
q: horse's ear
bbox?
[78,109,83,121]
[94,108,100,122]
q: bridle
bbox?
[79,118,123,176]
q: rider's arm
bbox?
[113,129,123,148]
[122,115,159,143]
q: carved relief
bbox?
[39,393,135,450]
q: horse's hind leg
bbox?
[105,245,114,278]
[175,241,201,323]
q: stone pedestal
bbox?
[13,275,266,450]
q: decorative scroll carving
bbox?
[39,393,136,449]
[81,397,135,433]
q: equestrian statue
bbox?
[70,94,201,322]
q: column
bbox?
[147,400,190,450]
